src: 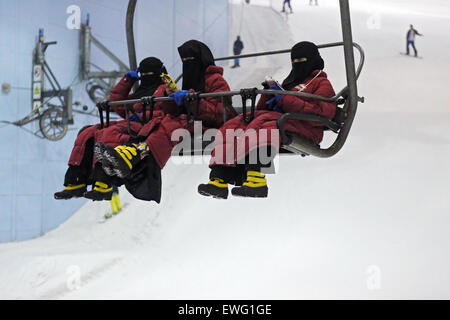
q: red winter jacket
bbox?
[136,65,233,169]
[210,70,336,166]
[137,65,233,129]
[196,65,234,127]
[109,76,176,118]
[68,76,168,166]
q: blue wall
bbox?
[0,0,229,242]
[135,0,230,75]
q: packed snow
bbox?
[1,0,450,299]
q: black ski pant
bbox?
[63,138,112,187]
[210,147,276,185]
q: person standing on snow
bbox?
[406,24,423,57]
[281,0,293,13]
[232,36,244,68]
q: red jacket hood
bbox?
[205,65,224,76]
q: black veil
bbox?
[178,40,215,92]
[282,41,324,90]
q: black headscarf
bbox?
[130,57,167,99]
[281,41,324,90]
[178,40,215,92]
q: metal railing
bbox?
[97,87,346,151]
[176,41,365,99]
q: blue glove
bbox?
[266,94,282,112]
[126,67,140,80]
[269,82,283,91]
[129,113,141,122]
[272,104,283,113]
[169,90,189,106]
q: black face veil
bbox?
[178,40,215,92]
[281,41,324,90]
[131,57,167,99]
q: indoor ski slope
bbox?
[1,0,450,299]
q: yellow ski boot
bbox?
[84,181,113,201]
[198,178,229,199]
[54,184,87,200]
[231,171,268,198]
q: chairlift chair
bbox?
[98,0,364,158]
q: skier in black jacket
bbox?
[232,36,244,68]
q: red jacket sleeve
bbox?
[108,76,136,119]
[256,94,272,110]
[196,75,231,127]
[278,77,336,123]
[110,81,178,120]
[153,84,179,116]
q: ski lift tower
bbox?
[79,15,129,103]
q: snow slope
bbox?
[1,1,450,299]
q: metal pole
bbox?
[177,41,365,84]
[214,48,290,61]
[106,88,341,108]
[80,24,91,80]
[339,0,358,113]
[126,0,138,71]
[126,0,138,93]
[215,42,350,61]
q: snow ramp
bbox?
[1,1,450,299]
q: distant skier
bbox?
[406,24,423,57]
[232,36,244,68]
[281,0,293,14]
[309,0,318,5]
